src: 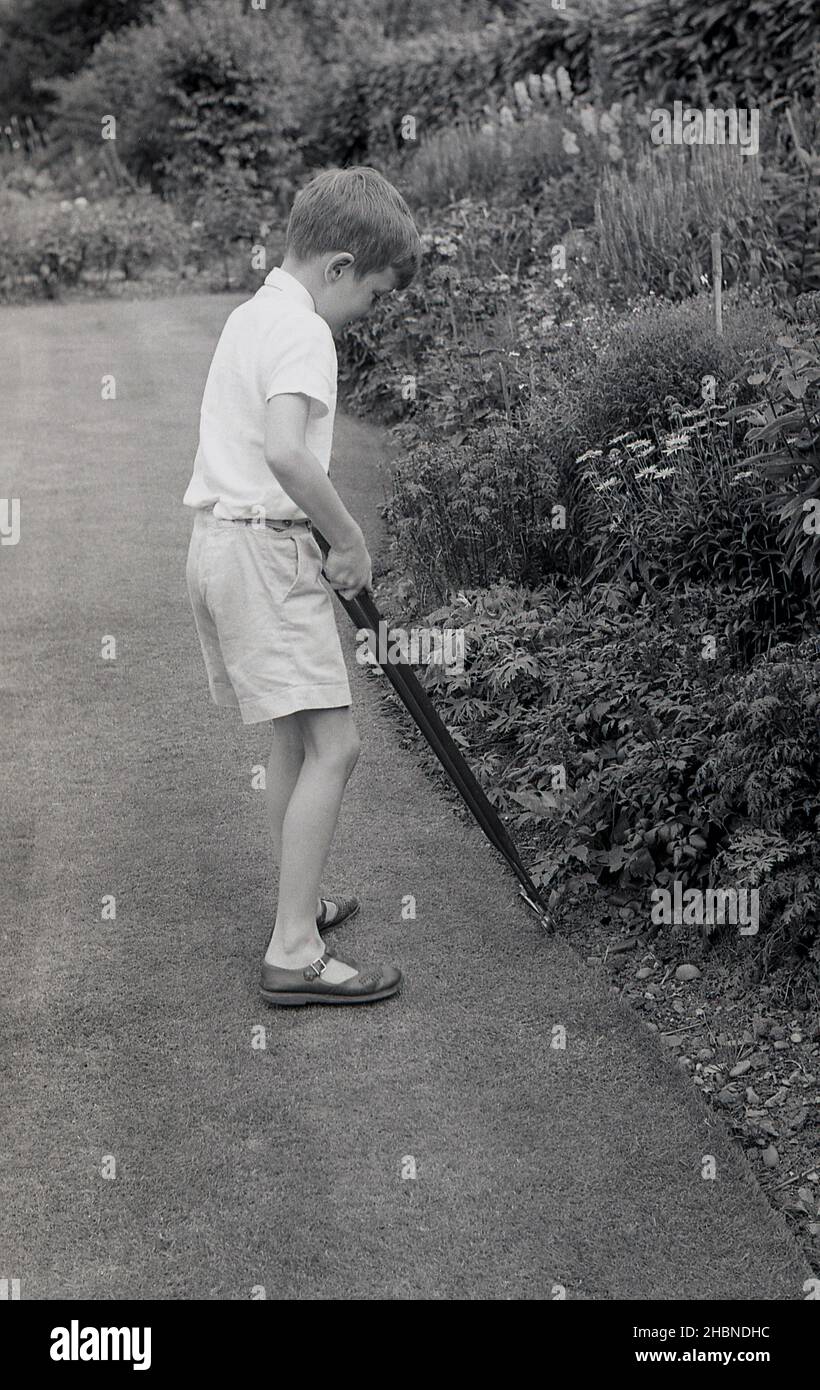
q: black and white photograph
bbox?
[1,0,818,1340]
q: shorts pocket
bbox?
[254,533,301,605]
[303,533,326,588]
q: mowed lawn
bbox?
[0,295,812,1299]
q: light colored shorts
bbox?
[185,508,352,722]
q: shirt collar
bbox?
[263,265,316,312]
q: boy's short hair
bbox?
[285,166,421,291]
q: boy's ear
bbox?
[324,253,355,282]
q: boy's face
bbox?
[317,255,399,330]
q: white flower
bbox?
[607,142,623,161]
[526,72,543,102]
[513,80,532,109]
[662,432,691,451]
[599,112,615,135]
[540,71,557,99]
[576,448,603,463]
[598,476,618,489]
[499,105,516,128]
[654,466,677,478]
[579,104,597,136]
[635,466,659,479]
[555,65,572,102]
[610,431,636,444]
[562,129,580,156]
[626,438,654,452]
[73,196,88,208]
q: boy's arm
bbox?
[264,391,372,597]
[264,393,362,551]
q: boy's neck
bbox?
[279,255,321,311]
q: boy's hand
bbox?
[323,533,373,601]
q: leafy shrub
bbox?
[604,0,819,105]
[0,189,187,299]
[382,418,570,607]
[694,645,820,967]
[709,828,820,976]
[575,412,814,659]
[557,292,783,467]
[0,191,87,296]
[289,0,508,61]
[762,98,820,297]
[412,578,818,968]
[0,156,60,198]
[0,0,160,120]
[47,0,314,206]
[544,295,819,653]
[731,308,820,610]
[418,578,734,894]
[695,646,820,838]
[183,156,286,288]
[338,199,554,424]
[87,194,188,279]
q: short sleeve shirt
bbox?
[182,266,337,521]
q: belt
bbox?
[221,514,312,532]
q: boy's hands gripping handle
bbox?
[312,525,373,601]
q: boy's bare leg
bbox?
[265,710,303,861]
[265,715,342,921]
[263,706,360,984]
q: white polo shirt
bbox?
[182,266,337,521]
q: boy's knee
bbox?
[299,709,360,774]
[336,729,361,775]
[315,736,359,779]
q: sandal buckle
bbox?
[304,955,326,981]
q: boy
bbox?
[183,167,421,1006]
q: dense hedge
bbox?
[304,7,591,166]
[305,0,817,171]
[607,0,819,104]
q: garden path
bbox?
[0,295,811,1298]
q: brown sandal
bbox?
[316,894,360,930]
[260,944,401,1007]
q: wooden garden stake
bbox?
[750,247,761,288]
[711,231,723,336]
